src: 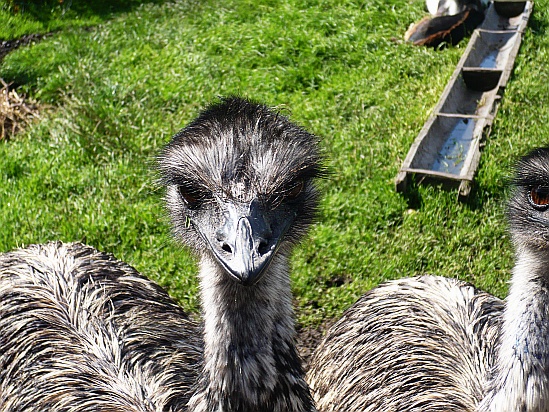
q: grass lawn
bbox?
[1,0,549,326]
[0,0,167,40]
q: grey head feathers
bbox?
[507,146,549,255]
[158,96,324,241]
[158,96,324,285]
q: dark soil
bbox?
[0,33,52,62]
[296,320,336,371]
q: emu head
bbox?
[158,97,323,286]
[508,146,549,253]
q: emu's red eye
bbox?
[529,186,549,210]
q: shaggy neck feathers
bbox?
[478,248,549,412]
[187,253,316,412]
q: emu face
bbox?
[158,97,323,285]
[508,147,549,251]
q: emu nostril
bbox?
[258,239,269,256]
[222,243,232,254]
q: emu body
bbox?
[0,97,322,412]
[0,242,200,411]
[307,275,501,411]
[307,147,549,412]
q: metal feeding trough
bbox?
[395,1,533,198]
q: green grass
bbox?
[1,0,549,325]
[0,0,167,40]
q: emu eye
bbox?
[177,185,207,208]
[529,186,549,210]
[286,180,305,200]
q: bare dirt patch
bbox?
[0,33,53,140]
[0,33,51,62]
[296,320,336,371]
[0,79,40,140]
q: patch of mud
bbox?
[296,320,335,371]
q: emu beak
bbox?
[203,200,288,286]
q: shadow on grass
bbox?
[527,6,549,37]
[463,184,495,210]
[400,176,509,212]
[400,179,424,210]
[6,0,170,23]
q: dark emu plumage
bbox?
[0,97,324,412]
[307,147,549,411]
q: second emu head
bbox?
[508,146,549,254]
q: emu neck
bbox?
[478,248,549,412]
[187,254,316,412]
